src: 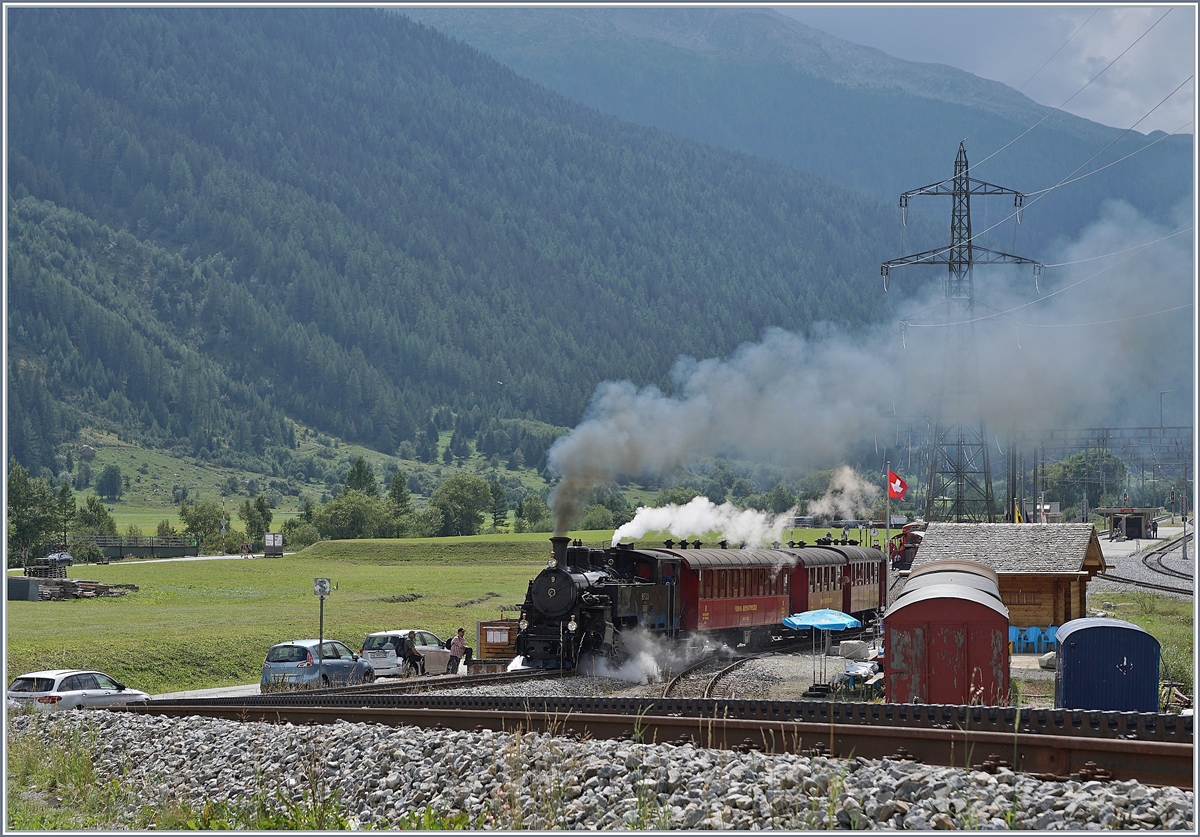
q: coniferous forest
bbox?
[9,8,945,475]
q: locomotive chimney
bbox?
[691,540,702,549]
[550,536,570,567]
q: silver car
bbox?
[6,669,150,713]
[361,629,451,676]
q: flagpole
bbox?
[885,460,891,563]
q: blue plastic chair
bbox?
[1007,625,1020,654]
[1042,625,1059,651]
[1019,626,1043,654]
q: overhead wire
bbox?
[1039,220,1193,268]
[1024,116,1194,196]
[961,7,1102,146]
[967,6,1174,173]
[907,7,1175,195]
[901,224,1193,328]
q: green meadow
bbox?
[4,534,603,695]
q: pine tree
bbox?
[488,477,508,530]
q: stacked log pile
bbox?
[37,580,139,601]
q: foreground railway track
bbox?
[118,692,1192,790]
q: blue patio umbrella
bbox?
[783,609,862,684]
[783,609,862,631]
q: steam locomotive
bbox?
[514,535,886,669]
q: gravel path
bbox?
[9,711,1191,830]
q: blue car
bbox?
[260,639,375,693]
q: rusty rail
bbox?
[116,694,1192,789]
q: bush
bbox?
[281,518,320,550]
[580,504,614,531]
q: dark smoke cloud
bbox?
[548,200,1193,531]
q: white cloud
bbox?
[775,5,1195,135]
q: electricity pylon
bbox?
[881,142,1042,522]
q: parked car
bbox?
[6,669,150,713]
[361,629,454,676]
[259,639,375,693]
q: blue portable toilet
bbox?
[1055,618,1160,712]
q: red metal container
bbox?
[886,561,1010,705]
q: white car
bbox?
[361,629,452,676]
[6,669,151,713]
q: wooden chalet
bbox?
[907,523,1108,628]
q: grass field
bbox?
[5,549,549,695]
[1085,589,1194,693]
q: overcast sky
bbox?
[776,5,1196,136]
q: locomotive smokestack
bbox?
[550,536,570,567]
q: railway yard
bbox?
[8,527,1193,829]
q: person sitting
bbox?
[401,631,425,676]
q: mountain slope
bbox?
[404,7,1192,251]
[7,8,939,473]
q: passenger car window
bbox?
[93,674,120,689]
[419,632,438,647]
[59,675,84,692]
[76,674,100,690]
[332,642,354,659]
[8,677,54,693]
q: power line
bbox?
[1026,117,1194,198]
[1016,304,1193,329]
[968,7,1174,173]
[1039,221,1193,268]
[900,224,1192,328]
[962,7,1102,145]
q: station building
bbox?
[907,523,1108,629]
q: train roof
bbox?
[899,571,1001,600]
[814,544,886,563]
[640,548,799,569]
[887,582,1010,620]
[640,546,851,569]
[906,558,999,585]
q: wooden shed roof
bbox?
[910,523,1107,575]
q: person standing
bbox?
[446,627,467,674]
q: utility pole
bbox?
[882,143,1042,522]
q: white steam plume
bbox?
[611,496,794,547]
[547,200,1192,532]
[807,465,881,522]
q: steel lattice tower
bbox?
[882,143,1042,522]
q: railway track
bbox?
[1141,533,1194,582]
[315,667,556,696]
[117,692,1192,789]
[1103,531,1194,595]
[661,655,725,699]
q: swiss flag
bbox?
[888,470,909,501]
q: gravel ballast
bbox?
[9,712,1193,830]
